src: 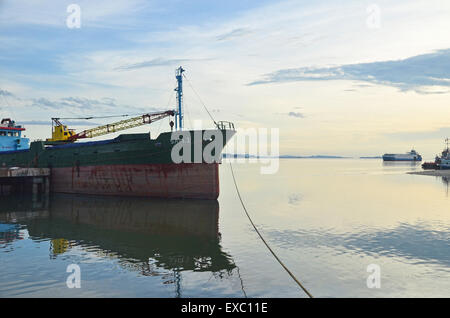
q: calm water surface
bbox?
[1,159,449,297]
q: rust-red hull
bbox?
[50,163,220,200]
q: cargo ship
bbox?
[0,67,236,199]
[382,149,422,161]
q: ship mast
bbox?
[175,66,185,130]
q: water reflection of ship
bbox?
[0,194,48,244]
[1,194,237,296]
[0,223,23,244]
[382,160,421,167]
[442,176,449,196]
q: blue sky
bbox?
[1,0,450,156]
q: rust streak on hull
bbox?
[51,163,220,200]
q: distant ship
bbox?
[382,149,422,161]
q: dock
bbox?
[408,170,450,177]
[0,167,50,197]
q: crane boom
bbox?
[47,110,175,142]
[69,110,175,141]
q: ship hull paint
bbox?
[382,155,422,161]
[382,158,422,161]
[50,163,220,200]
[440,160,450,170]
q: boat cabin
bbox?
[0,118,30,152]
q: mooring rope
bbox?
[182,73,218,128]
[229,162,314,298]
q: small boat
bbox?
[382,149,422,161]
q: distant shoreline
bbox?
[222,154,387,159]
[222,154,352,159]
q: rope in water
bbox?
[229,162,314,298]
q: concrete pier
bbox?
[0,167,50,197]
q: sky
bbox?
[1,0,450,157]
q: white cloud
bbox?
[0,0,151,28]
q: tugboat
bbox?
[437,138,450,170]
[382,149,422,161]
[0,118,30,152]
[421,138,450,170]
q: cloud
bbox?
[18,120,101,126]
[216,28,252,41]
[0,0,150,28]
[288,193,302,205]
[29,96,124,111]
[287,111,304,118]
[248,49,450,94]
[115,58,198,71]
[0,89,15,97]
[0,89,161,121]
[274,111,305,118]
[385,127,450,142]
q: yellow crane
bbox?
[47,110,175,142]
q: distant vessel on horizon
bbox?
[382,149,422,162]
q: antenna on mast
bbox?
[175,66,185,130]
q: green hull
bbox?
[0,130,233,168]
[0,129,235,199]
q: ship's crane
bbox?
[47,110,175,143]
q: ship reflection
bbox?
[0,194,236,295]
[442,176,449,197]
[382,161,422,167]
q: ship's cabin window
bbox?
[0,131,5,136]
[7,132,13,137]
